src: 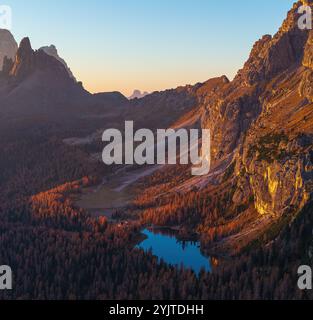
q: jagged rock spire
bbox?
[10,37,34,78]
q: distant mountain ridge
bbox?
[0,32,211,132]
[0,36,129,119]
[128,90,149,100]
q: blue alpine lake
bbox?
[136,229,211,274]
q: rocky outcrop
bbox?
[0,29,17,70]
[199,0,313,238]
[9,37,34,79]
[40,45,76,80]
[2,56,14,75]
[299,69,313,102]
[303,31,313,69]
[242,134,312,218]
[201,83,261,163]
[235,2,310,86]
[9,38,75,82]
[0,37,129,117]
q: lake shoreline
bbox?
[136,228,212,274]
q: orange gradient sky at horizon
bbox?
[6,0,295,97]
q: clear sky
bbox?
[6,0,295,96]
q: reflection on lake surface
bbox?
[137,229,211,274]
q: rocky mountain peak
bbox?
[235,1,311,86]
[18,37,32,56]
[7,37,77,84]
[0,29,18,70]
[42,44,57,55]
[39,45,76,80]
[9,37,34,78]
